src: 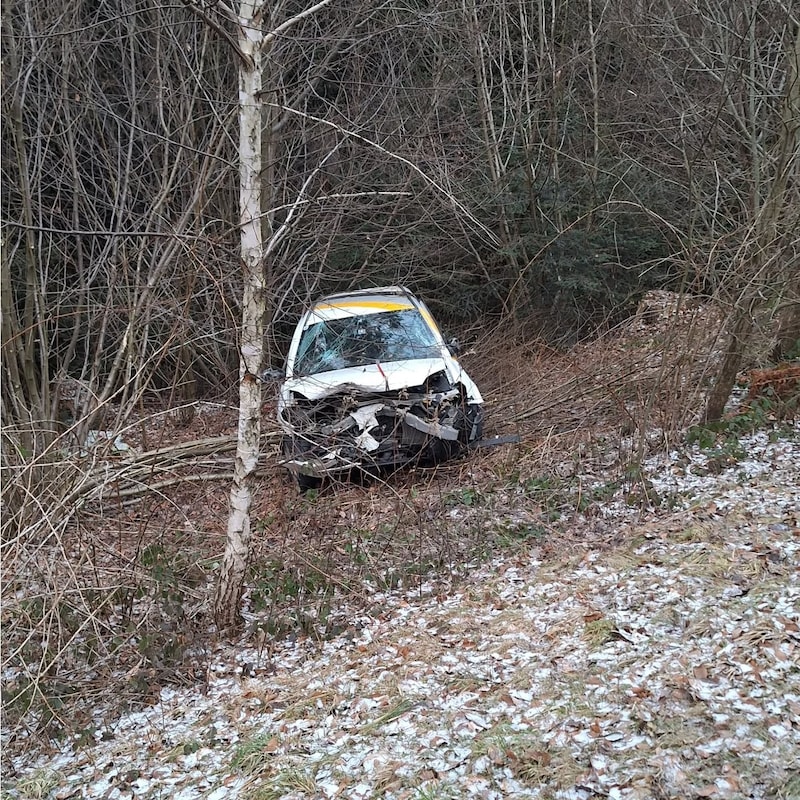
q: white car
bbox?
[268,286,484,489]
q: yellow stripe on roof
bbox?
[419,308,441,337]
[314,300,414,312]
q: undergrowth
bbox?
[3,302,781,757]
[1,425,213,754]
[688,393,798,450]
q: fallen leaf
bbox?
[771,645,789,662]
[486,746,505,765]
[696,786,718,797]
[521,749,551,766]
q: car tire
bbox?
[296,473,322,492]
[422,402,483,465]
[282,435,322,492]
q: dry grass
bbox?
[0,295,748,755]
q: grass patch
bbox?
[471,723,584,789]
[267,687,340,723]
[444,487,482,507]
[678,547,731,579]
[244,767,317,800]
[583,615,617,647]
[443,675,488,694]
[766,769,800,800]
[638,709,706,749]
[492,520,549,545]
[231,733,281,776]
[411,782,460,800]
[164,739,204,761]
[360,697,419,734]
[11,769,63,800]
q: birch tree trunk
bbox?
[214,2,264,630]
[212,0,338,629]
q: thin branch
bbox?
[261,0,337,47]
[181,0,251,67]
[258,191,412,221]
[3,222,197,238]
[260,102,502,247]
[265,143,343,256]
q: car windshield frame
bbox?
[293,307,441,376]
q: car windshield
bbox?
[294,308,441,375]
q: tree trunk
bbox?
[772,272,800,361]
[214,3,264,631]
[771,25,800,362]
[703,21,800,423]
[703,309,753,423]
[209,0,338,630]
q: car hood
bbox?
[285,357,457,401]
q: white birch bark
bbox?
[213,0,338,629]
[214,1,264,629]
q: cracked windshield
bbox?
[294,309,439,375]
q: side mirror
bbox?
[446,337,462,356]
[258,368,285,383]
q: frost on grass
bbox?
[5,423,799,800]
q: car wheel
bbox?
[422,403,483,465]
[282,435,323,492]
[296,473,322,492]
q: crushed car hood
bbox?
[285,358,457,401]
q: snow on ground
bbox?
[6,423,800,800]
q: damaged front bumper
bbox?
[280,396,476,479]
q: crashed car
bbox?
[269,286,484,489]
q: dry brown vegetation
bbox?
[4,294,771,760]
[744,364,800,416]
[4,0,799,703]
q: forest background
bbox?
[2,0,799,749]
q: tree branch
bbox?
[260,102,501,247]
[261,0,337,47]
[181,0,252,67]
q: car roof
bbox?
[311,286,422,311]
[314,285,415,301]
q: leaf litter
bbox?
[5,422,799,800]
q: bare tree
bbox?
[670,2,800,420]
[210,0,272,630]
[598,0,799,418]
[209,0,507,629]
[2,0,240,448]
